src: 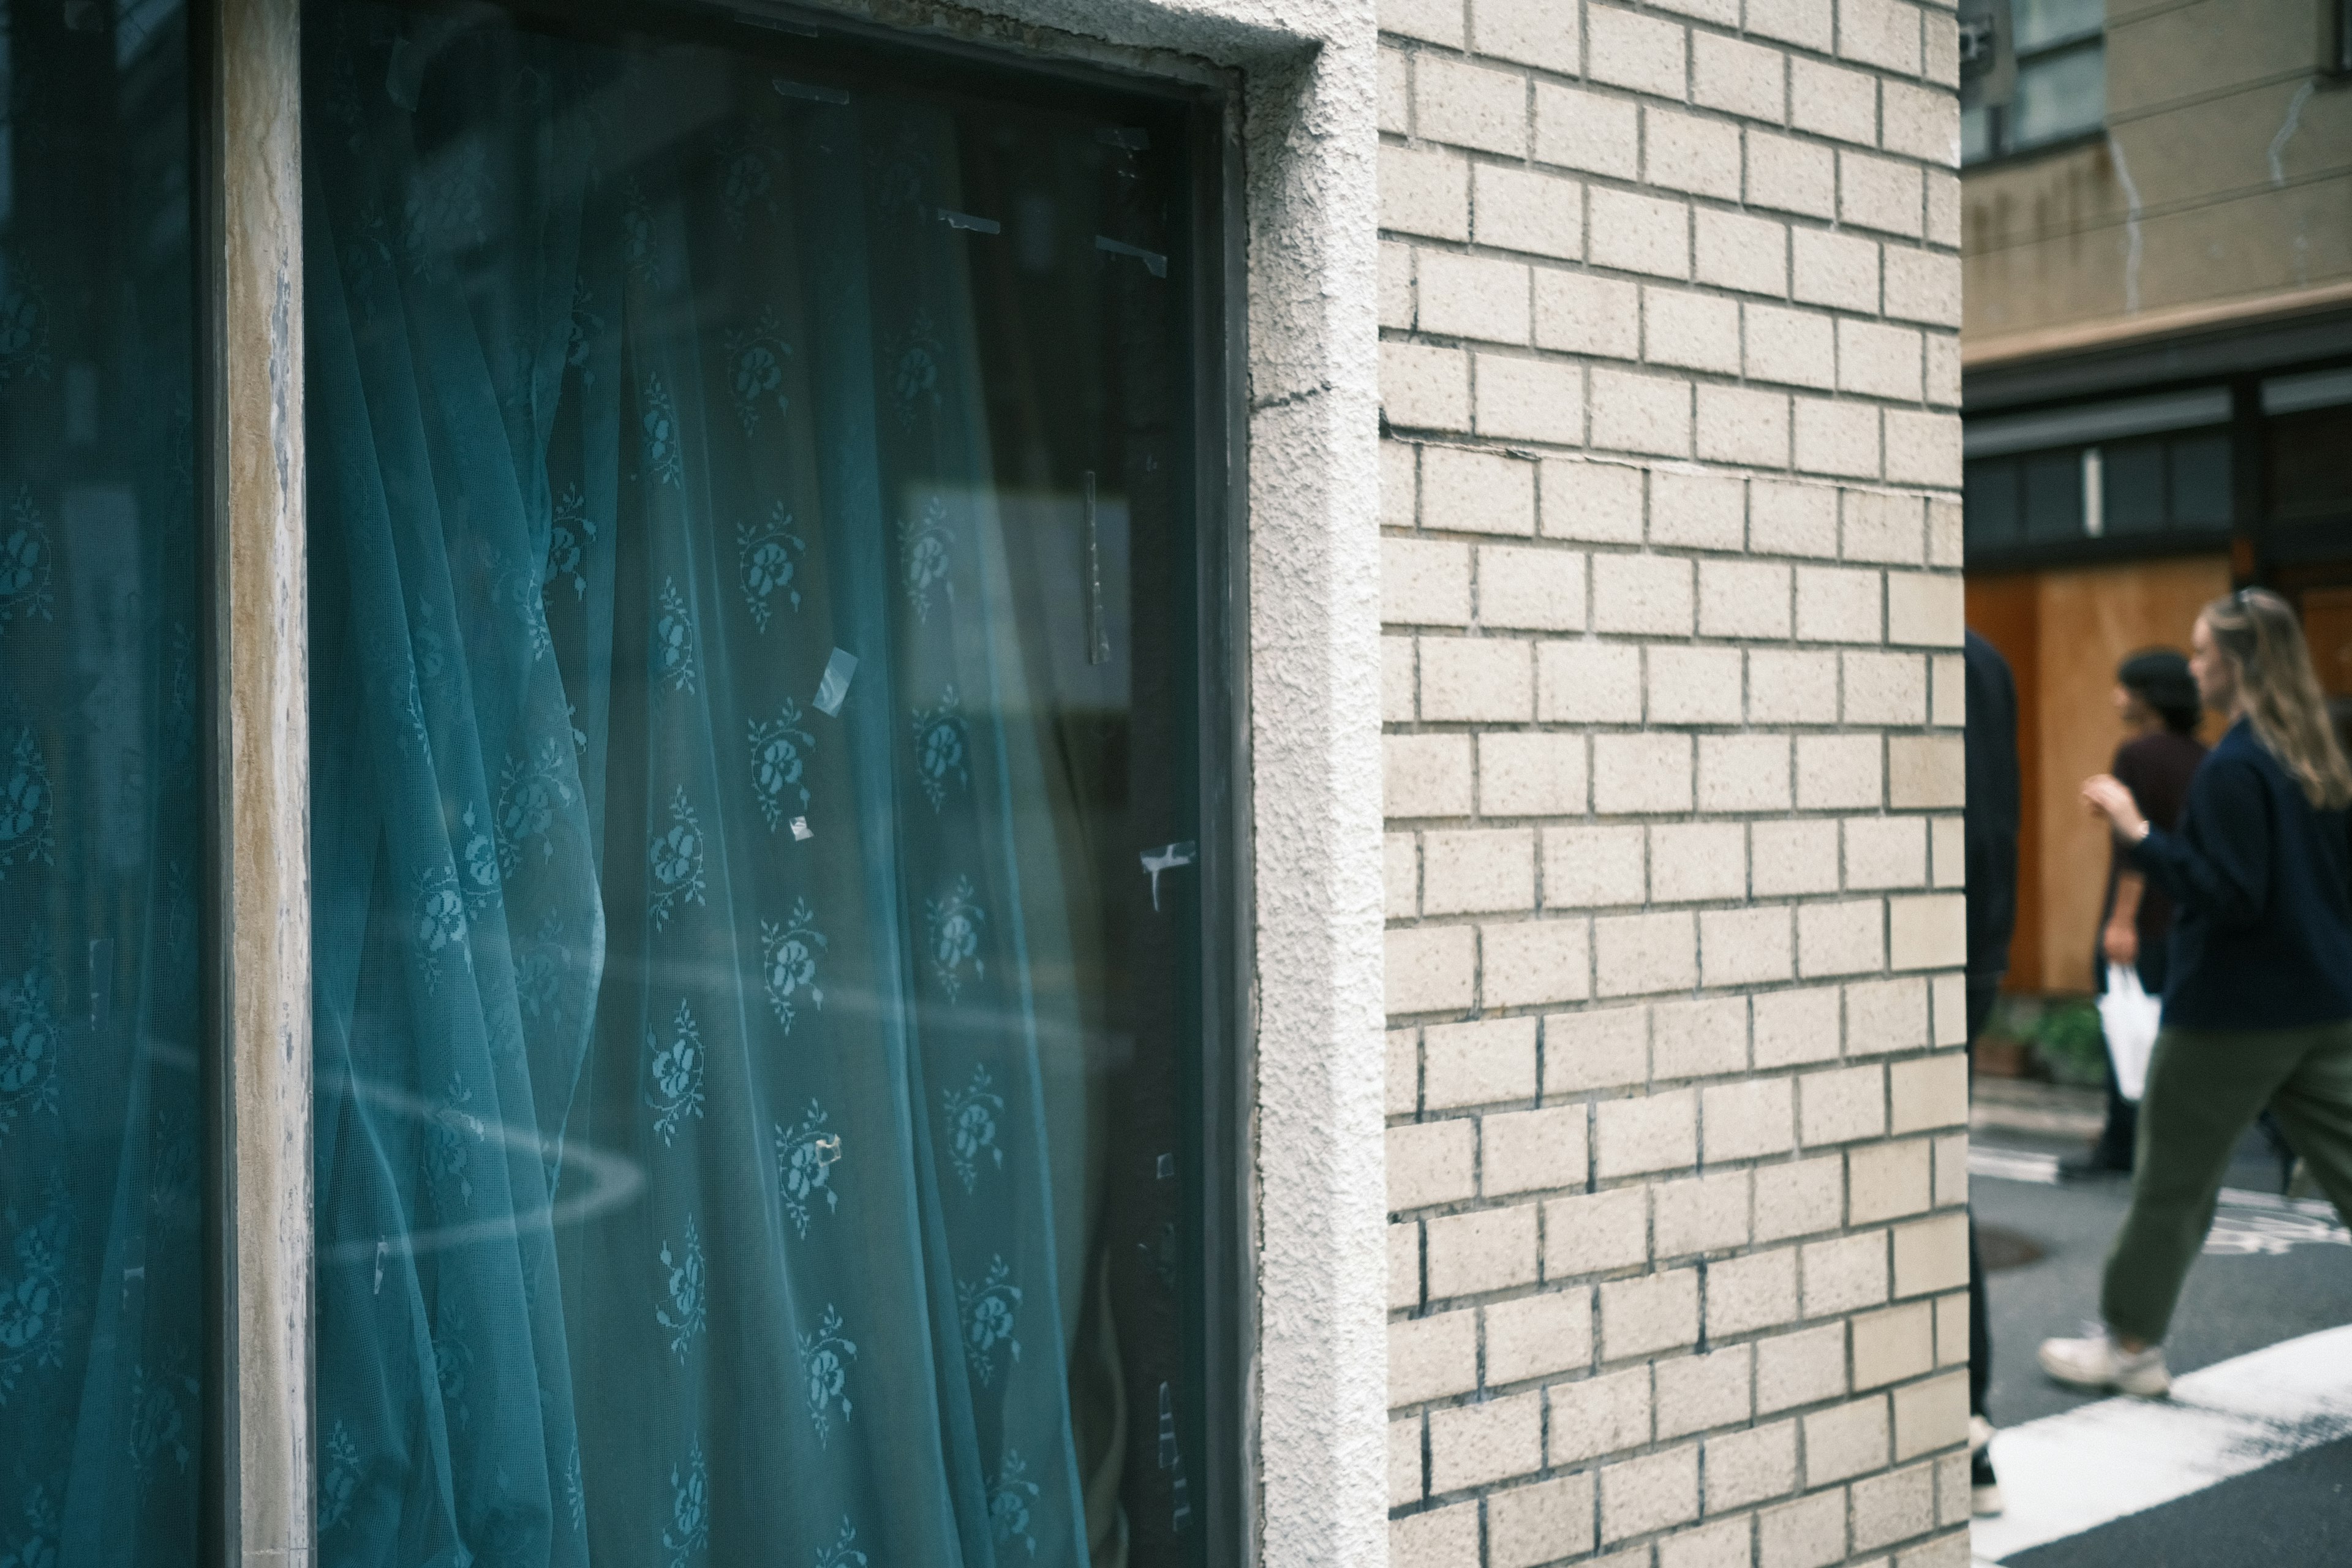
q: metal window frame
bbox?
[194,1,1250,1562]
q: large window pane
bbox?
[304,2,1212,1564]
[2011,44,2105,148]
[2012,0,2104,52]
[0,0,202,1555]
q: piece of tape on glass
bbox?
[1096,127,1150,150]
[1095,236,1167,278]
[937,208,1003,235]
[790,816,813,842]
[773,76,851,105]
[813,648,858,715]
[1139,840,1196,910]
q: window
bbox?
[1963,430,2233,557]
[6,0,1239,1559]
[1961,0,2106,163]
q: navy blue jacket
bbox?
[2128,719,2352,1029]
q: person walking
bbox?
[2061,650,2206,1179]
[1963,628,2021,1512]
[2041,589,2352,1396]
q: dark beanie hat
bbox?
[2119,649,2199,730]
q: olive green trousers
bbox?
[2101,1019,2352,1345]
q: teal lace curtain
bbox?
[0,3,204,1562]
[306,5,1112,1564]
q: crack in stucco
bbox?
[2267,79,2315,188]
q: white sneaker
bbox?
[2038,1327,2171,1396]
[1969,1416,2003,1517]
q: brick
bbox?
[1600,1444,1700,1542]
[1796,565,1882,643]
[1390,1028,1420,1117]
[1796,736,1882,812]
[1595,909,1699,997]
[1890,1052,1966,1136]
[1747,0,1833,51]
[1893,1212,1967,1298]
[1884,246,1961,327]
[1422,251,1531,344]
[1479,544,1586,631]
[1845,650,1928,725]
[1694,31,1785,123]
[1384,536,1473,625]
[1791,56,1877,145]
[1536,83,1641,179]
[1593,733,1695,813]
[1891,1370,1969,1461]
[1929,971,1967,1048]
[1423,445,1539,537]
[1379,43,1411,135]
[1746,130,1834,219]
[1379,240,1414,330]
[1842,488,1923,562]
[1389,924,1476,1014]
[1848,1137,1932,1224]
[1425,1017,1539,1109]
[1886,571,1962,646]
[1427,1201,1540,1298]
[1546,1185,1651,1276]
[1746,303,1837,391]
[1706,1420,1800,1511]
[1381,143,1470,239]
[1592,368,1694,458]
[1588,4,1687,98]
[1758,1489,1845,1568]
[1936,1450,1971,1527]
[1839,148,1923,237]
[1751,479,1839,557]
[1473,0,1581,74]
[1389,834,1419,919]
[1390,1118,1478,1212]
[1384,341,1472,431]
[1485,1104,1589,1196]
[1799,1063,1885,1145]
[1841,0,1923,77]
[1490,1474,1598,1568]
[1926,170,1961,248]
[1923,2,1962,91]
[1416,56,1529,156]
[1537,271,1642,360]
[1382,440,1419,528]
[1850,976,1931,1058]
[1389,1501,1480,1568]
[1423,827,1536,915]
[1839,317,1924,400]
[1888,892,1965,970]
[1653,994,1747,1077]
[1381,0,1463,45]
[1477,353,1584,444]
[1695,383,1791,466]
[1602,1268,1701,1359]
[1794,397,1881,479]
[1748,648,1840,725]
[1755,1153,1845,1240]
[1702,907,1796,986]
[1926,334,1961,408]
[1589,186,1692,280]
[1886,409,1961,487]
[1700,559,1793,639]
[1389,1415,1423,1506]
[1929,655,1965,729]
[1933,1291,1969,1372]
[1546,1005,1650,1094]
[1551,1365,1655,1464]
[1483,732,1589,816]
[1386,733,1473,818]
[1792,228,1879,311]
[1651,469,1746,549]
[1391,1219,1422,1309]
[1430,1388,1545,1491]
[1703,1076,1796,1162]
[1852,1462,1936,1552]
[1933,1134,1967,1210]
[1545,824,1648,908]
[1664,1516,1755,1568]
[1646,284,1741,374]
[1852,1300,1935,1390]
[1487,1287,1595,1386]
[1596,1087,1697,1178]
[1801,1229,1890,1316]
[1654,1170,1750,1259]
[1390,1306,1480,1403]
[1888,734,1963,808]
[1845,816,1928,891]
[1649,645,1744,724]
[1700,734,1793,812]
[1474,164,1584,260]
[1803,1395,1890,1484]
[1422,636,1532,721]
[1756,1321,1847,1412]
[1484,918,1594,1007]
[1696,207,1789,295]
[1646,107,1743,200]
[1707,1246,1798,1336]
[1752,818,1839,897]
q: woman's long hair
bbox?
[2204,588,2352,810]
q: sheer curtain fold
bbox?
[306,8,1095,1564]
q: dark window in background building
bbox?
[1961,0,2107,164]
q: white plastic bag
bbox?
[2098,965,2163,1102]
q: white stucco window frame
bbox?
[209,0,1383,1559]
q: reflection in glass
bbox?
[304,3,1204,1564]
[2011,45,2105,149]
[0,0,202,1558]
[2011,0,2104,52]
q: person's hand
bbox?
[2101,920,2138,967]
[2082,774,2149,840]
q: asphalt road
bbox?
[1972,1120,2352,1566]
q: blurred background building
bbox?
[1959,0,2352,997]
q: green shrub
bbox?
[2032,999,2108,1088]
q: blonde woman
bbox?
[2041,588,2352,1395]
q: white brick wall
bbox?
[1380,0,1967,1560]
